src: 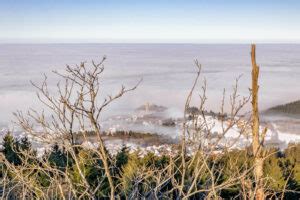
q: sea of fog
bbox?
[0,43,300,133]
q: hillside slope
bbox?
[265,100,300,115]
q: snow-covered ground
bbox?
[189,115,300,149]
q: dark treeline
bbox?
[266,100,300,115]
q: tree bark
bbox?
[251,44,265,200]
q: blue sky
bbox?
[1,0,300,43]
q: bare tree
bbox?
[251,44,267,200]
[13,57,141,199]
[176,60,253,199]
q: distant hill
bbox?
[265,100,300,115]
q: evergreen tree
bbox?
[48,143,69,170]
[2,132,21,165]
[19,136,32,151]
[115,146,129,170]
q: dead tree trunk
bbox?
[251,44,265,200]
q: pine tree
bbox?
[115,146,129,170]
[2,132,21,165]
[19,136,32,151]
[48,143,69,170]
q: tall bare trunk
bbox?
[251,44,264,200]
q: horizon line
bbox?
[2,41,300,45]
[1,38,300,45]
